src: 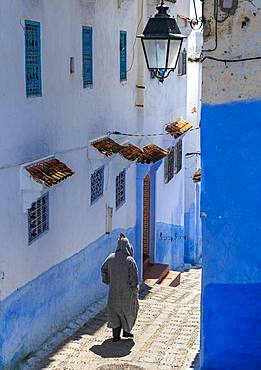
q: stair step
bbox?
[143,263,169,286]
[158,270,181,287]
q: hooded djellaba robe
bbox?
[101,234,139,333]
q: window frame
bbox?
[28,193,49,245]
[174,140,183,174]
[120,30,127,82]
[25,20,42,97]
[164,146,175,183]
[116,169,126,209]
[90,166,104,205]
[82,26,93,88]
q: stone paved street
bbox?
[20,269,201,370]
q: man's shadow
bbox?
[90,338,135,358]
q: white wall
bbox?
[0,0,139,300]
[0,0,201,300]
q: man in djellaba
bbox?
[101,233,139,342]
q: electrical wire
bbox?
[127,0,144,73]
[201,55,261,63]
[108,130,168,137]
[202,0,218,52]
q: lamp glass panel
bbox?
[167,39,182,69]
[143,39,168,69]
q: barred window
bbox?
[164,147,175,183]
[116,170,126,209]
[120,31,127,81]
[174,140,183,174]
[28,193,49,244]
[91,167,104,204]
[178,48,187,76]
[25,20,42,97]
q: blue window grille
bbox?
[28,193,49,244]
[116,170,126,209]
[91,167,104,204]
[25,20,42,97]
[82,26,93,87]
[120,31,127,81]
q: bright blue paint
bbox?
[120,31,127,81]
[155,222,185,270]
[0,226,135,369]
[135,162,162,281]
[184,185,202,266]
[82,26,93,87]
[135,163,151,282]
[25,20,42,97]
[202,283,261,370]
[201,100,261,368]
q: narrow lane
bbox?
[21,269,201,370]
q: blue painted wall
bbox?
[0,227,136,370]
[201,100,261,369]
[155,222,185,270]
[184,184,202,265]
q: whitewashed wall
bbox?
[0,0,201,299]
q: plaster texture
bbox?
[0,0,201,367]
[201,0,261,365]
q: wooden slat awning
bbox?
[193,168,201,183]
[165,119,193,139]
[91,137,124,157]
[138,144,169,164]
[91,136,169,164]
[119,143,143,161]
[26,158,74,187]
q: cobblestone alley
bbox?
[20,269,201,370]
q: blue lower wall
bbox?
[202,283,261,370]
[201,100,261,369]
[0,227,136,370]
[155,222,185,270]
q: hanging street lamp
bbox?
[137,0,186,82]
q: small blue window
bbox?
[120,31,127,81]
[28,193,49,244]
[116,170,126,209]
[91,167,104,204]
[25,20,42,97]
[82,26,93,87]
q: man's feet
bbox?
[112,337,121,342]
[123,331,134,338]
[112,327,121,342]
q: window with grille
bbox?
[25,20,42,97]
[91,166,104,204]
[28,193,49,244]
[164,147,175,183]
[120,31,127,81]
[82,26,93,87]
[174,140,183,174]
[116,170,126,209]
[178,48,187,76]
